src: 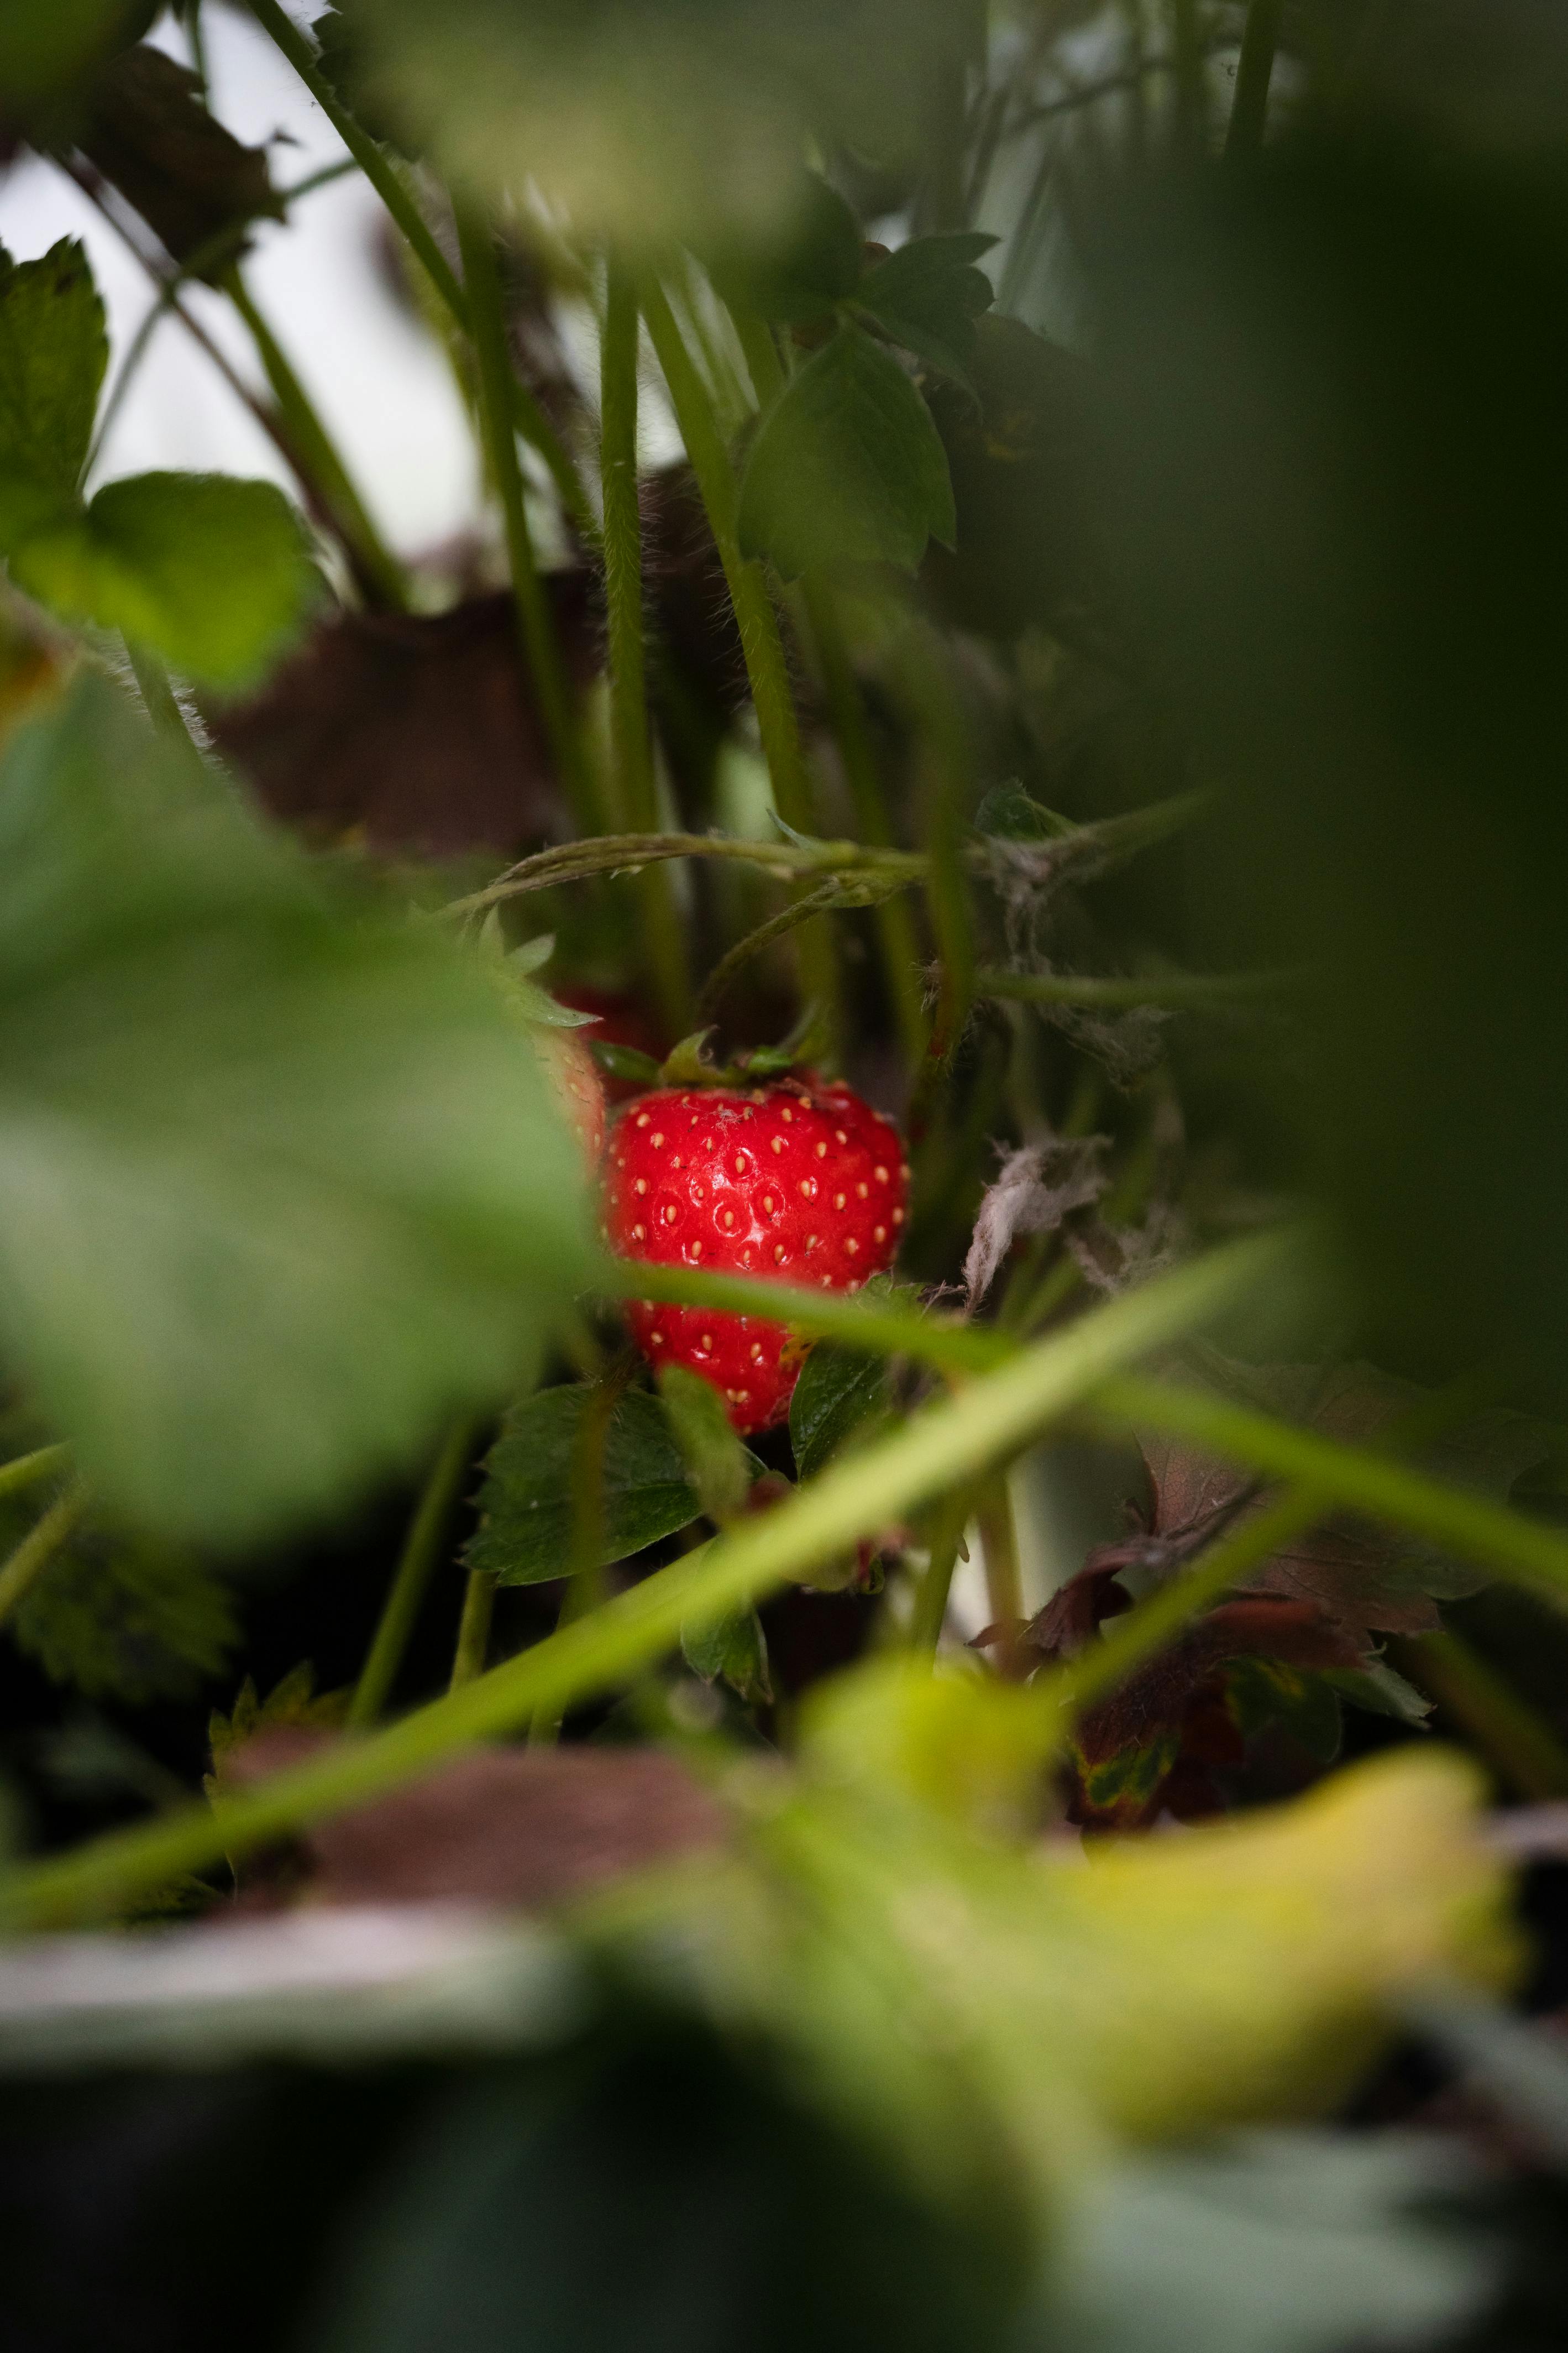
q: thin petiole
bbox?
[455,203,597,829]
[347,1419,478,1729]
[600,255,692,1036]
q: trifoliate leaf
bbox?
[12,1526,238,1703]
[11,471,321,691]
[853,231,997,385]
[0,673,592,1546]
[737,325,956,581]
[0,238,106,500]
[467,1387,764,1586]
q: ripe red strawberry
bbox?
[603,1078,909,1433]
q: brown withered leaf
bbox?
[1136,1354,1559,1641]
[207,585,596,857]
[72,45,282,281]
[221,1728,729,1912]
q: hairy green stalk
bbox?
[348,1420,478,1729]
[0,1445,70,1504]
[638,280,842,1050]
[0,1236,1267,1928]
[450,791,1209,917]
[600,258,691,1035]
[455,205,595,829]
[799,576,930,1070]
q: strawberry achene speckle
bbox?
[603,1079,909,1432]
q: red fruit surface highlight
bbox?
[603,1080,909,1434]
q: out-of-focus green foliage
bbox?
[0,673,591,1544]
[12,1525,238,1702]
[588,1659,1517,2231]
[0,239,318,687]
[339,0,975,247]
[1087,124,1568,1393]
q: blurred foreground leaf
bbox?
[1092,135,1568,1384]
[0,673,590,1544]
[13,1526,238,1702]
[1051,2130,1493,2353]
[594,1662,1517,2224]
[345,0,963,248]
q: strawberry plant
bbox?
[2,4,1568,2350]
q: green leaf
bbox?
[0,673,592,1546]
[737,324,956,581]
[0,237,106,500]
[702,170,864,325]
[11,471,320,691]
[1328,1661,1435,1728]
[658,1363,752,1524]
[1225,1657,1344,1764]
[12,1526,238,1703]
[853,231,997,385]
[468,1387,763,1585]
[680,1599,772,1705]
[789,1341,891,1483]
